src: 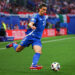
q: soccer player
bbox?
[6,3,47,70]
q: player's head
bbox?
[38,3,47,15]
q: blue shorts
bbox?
[20,35,42,48]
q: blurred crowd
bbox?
[0,0,75,14]
[47,0,75,14]
[30,0,75,14]
[0,0,29,14]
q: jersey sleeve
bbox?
[30,14,37,23]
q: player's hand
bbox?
[29,22,36,30]
[31,26,36,30]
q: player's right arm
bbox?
[28,14,37,30]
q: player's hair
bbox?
[38,3,47,11]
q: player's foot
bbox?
[29,65,43,70]
[6,42,17,48]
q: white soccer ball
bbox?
[51,62,60,71]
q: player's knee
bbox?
[35,50,42,54]
[36,52,42,54]
[39,52,42,54]
[39,51,42,54]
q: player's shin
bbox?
[32,53,40,66]
[13,43,18,51]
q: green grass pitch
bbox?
[0,35,75,75]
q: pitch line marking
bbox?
[42,37,75,43]
[0,48,6,50]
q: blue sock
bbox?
[32,53,40,66]
[13,43,18,51]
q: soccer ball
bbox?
[51,62,60,71]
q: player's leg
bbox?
[6,35,30,52]
[32,45,42,66]
[30,45,43,70]
[6,42,25,52]
[30,39,43,70]
[13,44,25,52]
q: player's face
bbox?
[39,7,47,15]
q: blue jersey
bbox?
[26,13,46,39]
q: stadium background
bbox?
[0,0,75,41]
[0,0,75,75]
